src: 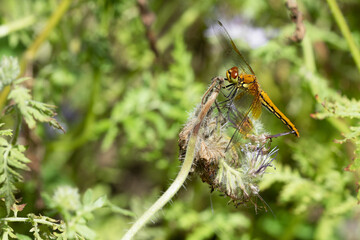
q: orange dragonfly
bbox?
[215,21,299,139]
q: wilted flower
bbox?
[179,79,278,208]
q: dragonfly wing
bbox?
[223,88,263,151]
[249,92,262,119]
[232,87,261,119]
[225,103,253,150]
[214,21,255,75]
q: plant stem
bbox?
[11,107,22,146]
[302,34,316,73]
[23,0,72,63]
[122,132,196,240]
[326,0,360,74]
[0,217,61,227]
[121,77,223,240]
[302,33,349,135]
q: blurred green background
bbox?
[1,0,360,239]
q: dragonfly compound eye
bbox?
[230,67,238,80]
[226,67,239,84]
[231,70,238,80]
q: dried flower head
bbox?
[179,79,278,208]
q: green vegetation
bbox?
[0,0,359,239]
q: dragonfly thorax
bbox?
[239,74,257,89]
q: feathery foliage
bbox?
[0,0,359,239]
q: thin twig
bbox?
[137,0,160,58]
[286,0,306,43]
[326,0,360,74]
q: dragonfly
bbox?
[215,21,300,140]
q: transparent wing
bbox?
[214,21,256,75]
[225,102,253,150]
[219,87,261,150]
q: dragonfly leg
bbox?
[266,130,296,139]
[224,104,245,152]
[202,77,224,105]
[224,83,235,89]
[214,100,227,120]
[223,85,237,99]
[217,87,237,111]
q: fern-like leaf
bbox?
[312,96,360,119]
[8,85,64,132]
[0,138,30,214]
[335,126,360,174]
[0,123,12,137]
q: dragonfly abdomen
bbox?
[259,90,300,137]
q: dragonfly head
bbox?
[226,66,239,84]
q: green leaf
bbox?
[0,124,13,137]
[16,233,33,240]
[81,192,106,214]
[0,139,31,214]
[8,85,64,132]
[106,200,135,217]
[335,126,360,173]
[1,223,17,240]
[74,224,96,240]
[82,189,93,206]
[312,97,360,119]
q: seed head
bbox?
[179,82,278,208]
